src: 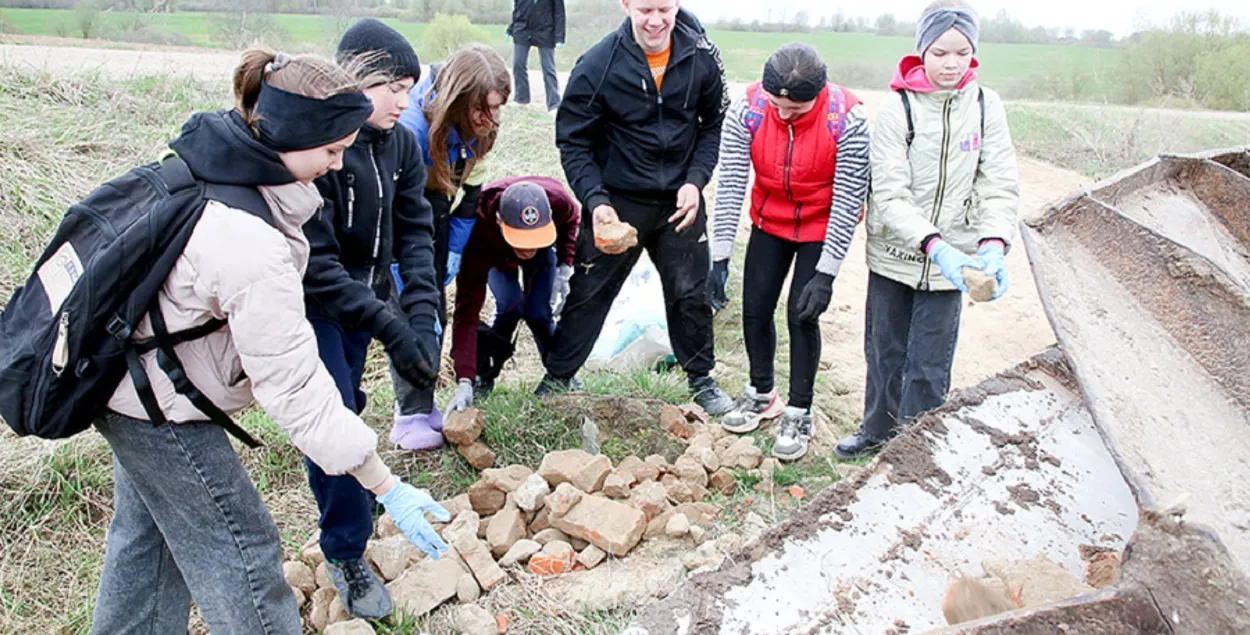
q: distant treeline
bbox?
[712,9,1116,47]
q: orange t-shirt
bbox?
[646,45,671,91]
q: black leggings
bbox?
[742,227,823,410]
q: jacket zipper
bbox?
[784,124,799,240]
[367,145,385,285]
[345,173,356,228]
[918,95,955,291]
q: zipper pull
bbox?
[641,77,647,94]
[52,312,70,376]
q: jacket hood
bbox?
[169,111,296,186]
[890,54,979,93]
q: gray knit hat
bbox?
[916,2,979,55]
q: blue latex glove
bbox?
[443,251,462,287]
[928,239,984,293]
[377,480,451,559]
[977,241,1008,299]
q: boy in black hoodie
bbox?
[546,0,734,415]
[300,19,440,620]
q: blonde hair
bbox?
[232,46,386,134]
[423,43,511,195]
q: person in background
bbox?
[300,20,441,618]
[545,0,736,416]
[835,0,1018,460]
[508,0,566,111]
[89,47,448,635]
[390,43,510,450]
[447,178,579,411]
[709,42,870,461]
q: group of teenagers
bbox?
[71,0,1018,631]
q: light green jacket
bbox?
[866,81,1020,291]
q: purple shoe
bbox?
[389,407,445,451]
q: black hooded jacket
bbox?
[303,123,440,339]
[507,0,566,49]
[170,110,297,186]
[555,9,728,212]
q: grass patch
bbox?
[1007,102,1250,178]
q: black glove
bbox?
[376,318,437,389]
[794,272,835,323]
[708,259,730,311]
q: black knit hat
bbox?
[337,19,421,84]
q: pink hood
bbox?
[889,54,979,93]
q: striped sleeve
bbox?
[711,95,752,263]
[816,104,871,276]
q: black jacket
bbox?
[303,124,440,339]
[507,0,565,49]
[555,9,727,212]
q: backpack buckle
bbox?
[106,315,132,340]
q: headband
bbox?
[253,82,373,152]
[762,59,827,103]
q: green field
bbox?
[2,8,1123,100]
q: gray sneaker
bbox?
[772,406,813,461]
[721,384,783,433]
[325,557,392,620]
[690,376,734,416]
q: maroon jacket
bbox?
[452,176,579,380]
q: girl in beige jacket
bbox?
[91,49,449,635]
[836,0,1020,460]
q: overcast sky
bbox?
[679,0,1250,37]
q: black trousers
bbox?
[741,227,824,410]
[545,191,715,380]
[861,272,962,440]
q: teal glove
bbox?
[377,480,451,558]
[977,241,1008,299]
[928,239,983,293]
[444,252,462,287]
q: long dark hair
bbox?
[422,43,511,195]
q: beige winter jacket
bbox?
[865,80,1020,291]
[108,181,391,490]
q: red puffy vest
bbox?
[745,82,860,243]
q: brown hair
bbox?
[232,46,386,135]
[422,43,511,195]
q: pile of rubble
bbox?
[283,405,772,633]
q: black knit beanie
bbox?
[337,19,421,84]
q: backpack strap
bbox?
[154,154,198,195]
[744,82,768,138]
[142,301,262,448]
[898,89,915,147]
[204,184,274,226]
[898,87,985,149]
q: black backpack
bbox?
[0,155,270,447]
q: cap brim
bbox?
[501,222,556,250]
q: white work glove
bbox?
[448,378,474,412]
[551,263,575,318]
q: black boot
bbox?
[834,432,888,461]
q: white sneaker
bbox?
[772,406,813,461]
[721,384,783,433]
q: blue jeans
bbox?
[513,43,560,110]
[306,318,376,561]
[92,413,301,635]
[861,272,963,441]
[488,246,557,356]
